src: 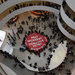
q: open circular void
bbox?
[25,32,48,53]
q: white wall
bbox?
[0,0,62,14]
[60,6,75,30]
[66,0,75,12]
[0,6,59,28]
[57,17,75,41]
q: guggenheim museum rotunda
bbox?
[0,0,75,75]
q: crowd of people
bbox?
[0,11,75,75]
[6,12,63,72]
[0,0,75,75]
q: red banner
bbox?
[25,32,48,51]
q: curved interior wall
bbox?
[60,6,75,30]
[62,0,75,22]
[0,0,75,41]
[0,0,62,14]
[0,6,59,28]
[57,17,75,41]
[65,0,75,12]
[0,0,61,21]
[59,13,75,36]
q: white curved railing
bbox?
[0,6,59,28]
[0,0,62,14]
[0,63,17,75]
[60,6,75,30]
[0,62,17,75]
[66,0,75,12]
[57,17,75,41]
